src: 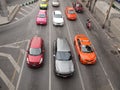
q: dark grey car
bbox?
[53,38,74,77]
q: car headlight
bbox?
[39,58,43,64]
[81,57,85,60]
[27,58,29,64]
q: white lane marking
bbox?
[18,12,26,16]
[16,40,30,90]
[77,13,115,90]
[15,17,19,20]
[66,21,86,90]
[60,2,85,90]
[0,69,15,90]
[20,8,29,13]
[0,40,29,48]
[0,53,20,73]
[0,45,19,48]
[25,5,33,9]
[49,1,52,90]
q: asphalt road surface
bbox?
[0,0,120,90]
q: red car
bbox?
[27,36,45,67]
[72,1,84,13]
[36,10,47,25]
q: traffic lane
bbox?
[49,8,83,90]
[17,6,49,90]
[77,7,120,89]
[50,25,83,90]
[62,7,113,90]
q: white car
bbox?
[52,0,60,7]
[52,10,64,26]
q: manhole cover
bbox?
[110,50,118,55]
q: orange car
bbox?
[65,7,77,20]
[74,34,96,64]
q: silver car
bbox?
[52,0,60,7]
[53,38,74,77]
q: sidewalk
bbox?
[81,0,120,52]
[0,5,20,25]
[0,0,38,26]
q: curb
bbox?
[0,5,21,26]
[21,0,38,6]
[8,5,21,22]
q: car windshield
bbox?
[29,48,42,56]
[68,10,75,14]
[81,45,93,53]
[41,1,46,4]
[54,14,62,18]
[56,51,71,61]
[38,14,45,18]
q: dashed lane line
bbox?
[0,53,20,73]
[0,69,15,90]
[15,17,19,20]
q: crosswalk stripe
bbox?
[20,8,29,13]
[18,11,26,16]
[0,69,15,90]
[14,17,19,20]
[25,5,33,9]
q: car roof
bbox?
[30,36,43,48]
[57,38,70,52]
[54,10,62,14]
[77,34,91,45]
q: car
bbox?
[52,0,60,7]
[72,1,84,13]
[36,10,47,25]
[27,36,45,67]
[65,7,77,20]
[74,34,96,64]
[53,38,74,77]
[39,1,48,9]
[52,10,64,26]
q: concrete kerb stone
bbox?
[0,5,20,26]
[8,5,21,22]
[21,0,38,6]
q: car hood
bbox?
[36,18,46,22]
[55,60,74,74]
[81,52,96,60]
[53,18,64,23]
[28,54,43,63]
